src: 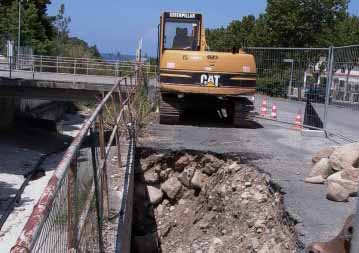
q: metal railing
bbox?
[9,65,144,252]
[0,54,158,83]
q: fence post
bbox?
[323,46,334,130]
[90,127,104,253]
[351,194,359,252]
[40,55,43,73]
[67,158,77,250]
[98,111,105,160]
[32,55,35,80]
[56,56,59,73]
[9,56,12,79]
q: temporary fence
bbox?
[9,65,144,253]
[245,46,359,142]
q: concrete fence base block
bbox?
[301,129,326,138]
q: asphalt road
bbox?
[139,115,356,251]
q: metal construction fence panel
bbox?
[326,45,359,142]
[9,68,144,253]
[244,47,331,129]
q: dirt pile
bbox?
[131,149,297,252]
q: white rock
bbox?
[327,181,349,202]
[191,170,205,190]
[329,142,359,171]
[161,177,182,200]
[327,168,359,196]
[144,172,159,185]
[308,158,332,179]
[305,175,326,184]
[147,186,163,205]
[312,146,336,163]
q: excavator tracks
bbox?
[232,97,255,128]
[159,94,182,125]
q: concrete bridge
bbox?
[0,54,156,128]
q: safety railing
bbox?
[0,54,157,82]
[9,65,144,252]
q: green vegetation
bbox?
[206,0,359,50]
[0,1,100,58]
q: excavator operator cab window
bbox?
[163,18,200,51]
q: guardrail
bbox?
[9,65,144,252]
[0,54,158,81]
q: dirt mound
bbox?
[131,149,297,253]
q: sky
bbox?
[47,1,359,57]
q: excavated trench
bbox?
[131,148,298,253]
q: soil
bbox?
[131,149,298,253]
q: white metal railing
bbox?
[0,54,158,82]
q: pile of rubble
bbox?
[305,142,359,202]
[131,150,297,253]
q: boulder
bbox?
[177,167,195,188]
[305,158,332,184]
[327,181,349,202]
[308,158,332,178]
[174,154,192,172]
[329,142,359,171]
[161,177,182,200]
[312,147,336,164]
[305,175,326,184]
[144,172,159,185]
[191,170,205,190]
[327,168,359,196]
[147,186,163,205]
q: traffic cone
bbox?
[260,97,267,117]
[271,103,277,120]
[293,110,303,130]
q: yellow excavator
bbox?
[158,12,257,126]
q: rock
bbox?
[161,177,182,200]
[201,154,224,169]
[258,243,271,253]
[144,172,159,185]
[305,175,326,184]
[245,182,252,187]
[140,154,164,172]
[308,158,332,179]
[191,170,205,190]
[208,238,223,253]
[202,164,218,176]
[327,168,359,196]
[251,238,259,249]
[147,186,163,205]
[327,181,349,202]
[175,154,192,172]
[178,167,195,188]
[329,142,359,171]
[312,146,336,164]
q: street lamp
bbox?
[284,59,294,99]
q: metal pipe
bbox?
[323,46,334,129]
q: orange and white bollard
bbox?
[293,110,303,130]
[260,97,267,117]
[271,103,277,120]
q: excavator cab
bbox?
[158,12,257,126]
